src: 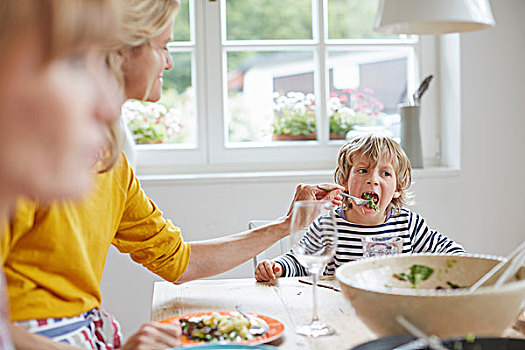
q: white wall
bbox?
[101,0,525,339]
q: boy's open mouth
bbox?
[361,192,379,206]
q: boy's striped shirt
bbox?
[276,208,465,277]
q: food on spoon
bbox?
[362,192,379,211]
[180,312,268,343]
[393,264,434,288]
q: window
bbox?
[129,0,439,175]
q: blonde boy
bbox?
[255,134,464,281]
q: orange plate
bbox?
[160,311,285,346]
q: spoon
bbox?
[469,240,525,292]
[317,185,374,207]
[412,75,433,106]
[235,305,268,336]
[394,315,448,350]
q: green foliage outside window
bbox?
[132,0,398,145]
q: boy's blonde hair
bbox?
[334,134,413,215]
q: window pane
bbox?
[327,49,412,140]
[226,51,316,144]
[225,0,312,40]
[327,0,398,39]
[172,0,190,42]
[123,52,196,146]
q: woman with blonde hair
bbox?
[0,0,123,348]
[3,0,343,348]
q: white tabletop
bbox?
[151,277,376,349]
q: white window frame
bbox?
[135,0,443,176]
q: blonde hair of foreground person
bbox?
[0,0,123,208]
[0,0,118,61]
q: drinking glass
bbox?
[288,200,338,337]
[362,235,403,258]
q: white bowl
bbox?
[335,253,525,338]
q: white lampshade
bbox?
[374,0,495,35]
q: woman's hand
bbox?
[285,183,344,217]
[121,322,181,350]
[255,260,283,282]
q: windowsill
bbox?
[137,166,460,185]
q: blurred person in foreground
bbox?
[2,0,344,349]
[0,0,123,348]
[0,0,188,349]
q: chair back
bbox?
[249,220,287,270]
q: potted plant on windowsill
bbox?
[121,100,182,145]
[272,92,316,141]
[328,88,385,140]
[271,89,385,141]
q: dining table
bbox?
[150,277,525,349]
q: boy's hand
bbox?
[255,260,283,282]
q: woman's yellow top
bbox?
[1,152,191,321]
